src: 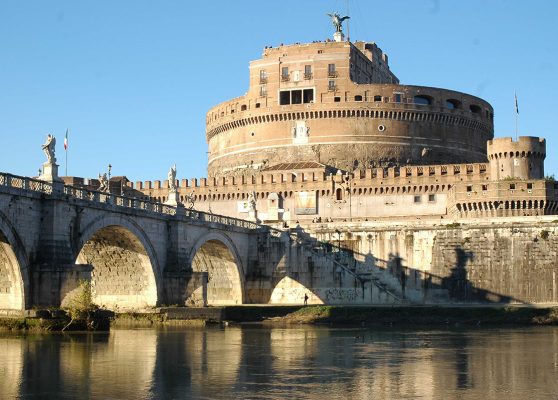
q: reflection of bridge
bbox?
[1,172,387,314]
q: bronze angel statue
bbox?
[327,12,350,33]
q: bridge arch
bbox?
[74,215,161,311]
[0,212,28,311]
[189,232,245,305]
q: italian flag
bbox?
[64,129,68,150]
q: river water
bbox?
[1,325,557,399]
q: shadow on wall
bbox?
[289,227,525,305]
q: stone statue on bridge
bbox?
[165,164,183,207]
[42,134,56,164]
[168,164,177,192]
[98,173,109,192]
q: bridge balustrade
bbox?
[1,172,260,230]
[0,172,53,194]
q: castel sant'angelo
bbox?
[34,13,558,304]
[131,16,557,225]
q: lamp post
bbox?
[335,228,341,260]
[107,164,112,194]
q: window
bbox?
[259,70,267,83]
[414,195,421,203]
[291,90,302,104]
[467,185,473,192]
[328,63,336,77]
[428,194,436,202]
[373,95,382,102]
[336,188,343,201]
[510,183,516,190]
[260,86,267,97]
[279,89,314,105]
[279,91,290,105]
[527,183,533,189]
[393,93,403,103]
[470,104,482,114]
[334,96,341,102]
[281,67,289,81]
[255,103,260,108]
[303,89,314,103]
[414,95,432,105]
[241,105,247,111]
[328,80,336,91]
[446,99,461,109]
[482,184,488,191]
[354,95,363,101]
[304,65,312,79]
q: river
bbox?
[1,325,557,399]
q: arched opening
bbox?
[470,104,482,114]
[414,95,432,106]
[270,276,322,304]
[191,239,243,305]
[336,188,343,201]
[0,230,24,311]
[75,225,158,311]
[446,99,461,109]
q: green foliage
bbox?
[63,280,97,329]
[540,230,550,240]
[446,222,461,229]
[545,175,556,182]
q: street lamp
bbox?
[107,164,112,193]
[335,228,341,257]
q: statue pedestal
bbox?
[333,31,345,42]
[39,162,63,183]
[165,190,182,207]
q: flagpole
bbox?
[65,129,68,176]
[514,91,519,141]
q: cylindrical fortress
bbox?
[487,136,546,180]
[206,40,494,176]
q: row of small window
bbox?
[332,93,488,114]
[260,64,337,82]
[466,183,533,192]
[414,194,437,203]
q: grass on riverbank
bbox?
[261,306,558,326]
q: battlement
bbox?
[487,136,546,180]
[448,179,558,218]
[487,136,546,158]
[134,162,490,195]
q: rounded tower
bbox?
[205,40,494,177]
[487,136,546,180]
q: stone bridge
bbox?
[0,173,375,314]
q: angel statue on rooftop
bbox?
[327,12,350,33]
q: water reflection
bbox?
[0,326,557,399]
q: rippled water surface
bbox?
[1,325,558,399]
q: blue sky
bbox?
[1,0,557,181]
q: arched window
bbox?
[446,99,461,109]
[470,104,482,114]
[414,95,432,106]
[336,188,343,201]
[354,95,363,101]
[373,95,382,102]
